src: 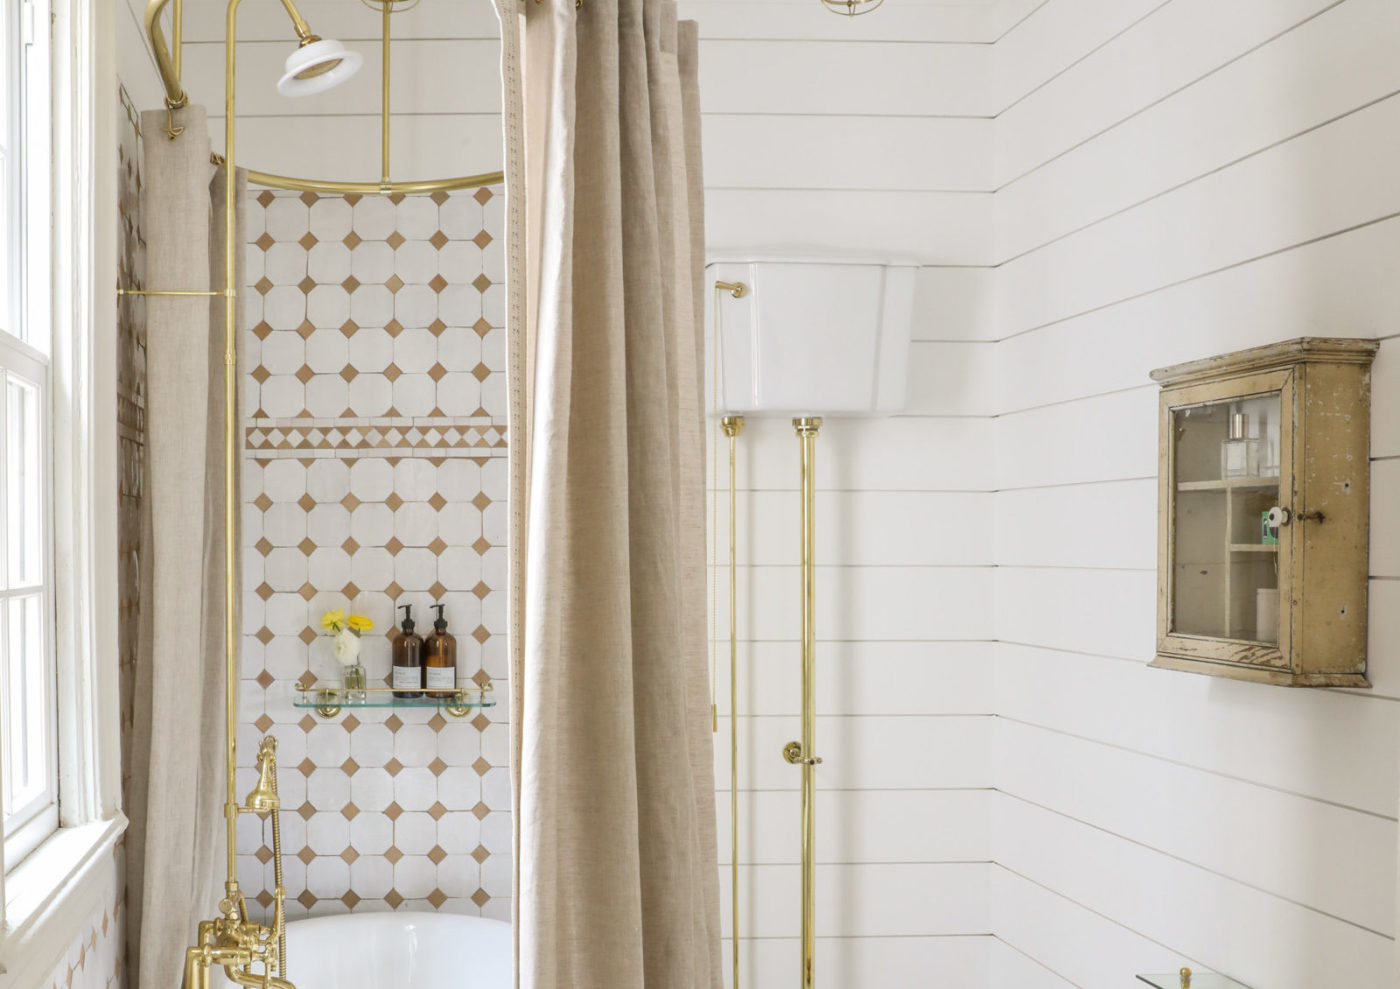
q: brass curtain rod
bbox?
[145,0,505,195]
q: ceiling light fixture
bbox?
[821,0,885,15]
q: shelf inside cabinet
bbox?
[1228,543,1277,553]
[1176,476,1280,492]
[294,684,495,719]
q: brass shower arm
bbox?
[275,0,317,45]
[147,0,324,109]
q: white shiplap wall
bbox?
[991,1,1400,987]
[694,2,1019,984]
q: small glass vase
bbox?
[342,662,367,704]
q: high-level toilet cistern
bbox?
[708,257,914,987]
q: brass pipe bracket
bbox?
[783,741,822,766]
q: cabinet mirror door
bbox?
[1170,391,1283,645]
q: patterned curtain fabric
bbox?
[495,0,722,984]
[127,105,244,989]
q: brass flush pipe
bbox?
[785,417,823,989]
[720,414,745,989]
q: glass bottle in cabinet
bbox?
[1152,338,1377,687]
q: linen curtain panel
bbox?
[127,104,245,989]
[493,0,721,984]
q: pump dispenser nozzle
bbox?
[424,603,457,698]
[392,603,424,698]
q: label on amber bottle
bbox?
[392,666,423,690]
[425,667,455,690]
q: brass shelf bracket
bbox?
[294,683,496,720]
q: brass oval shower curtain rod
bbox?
[144,0,505,195]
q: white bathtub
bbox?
[214,913,511,989]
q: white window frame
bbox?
[1,0,59,871]
[0,0,126,980]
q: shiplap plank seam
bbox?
[998,86,1400,265]
[994,864,1213,977]
[997,714,1400,821]
[999,790,1395,938]
[990,0,1055,44]
[997,0,1175,119]
[988,933,1087,989]
[996,0,1349,187]
[999,209,1400,342]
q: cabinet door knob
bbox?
[1267,506,1291,528]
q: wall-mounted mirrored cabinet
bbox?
[1151,338,1378,687]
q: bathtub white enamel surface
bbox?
[211,913,511,988]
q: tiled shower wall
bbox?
[236,187,510,921]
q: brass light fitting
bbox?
[820,0,885,15]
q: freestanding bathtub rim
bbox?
[208,911,512,989]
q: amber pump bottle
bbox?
[392,604,425,698]
[424,604,458,698]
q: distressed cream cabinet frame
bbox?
[1150,338,1378,687]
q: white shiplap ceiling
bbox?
[163,0,1035,45]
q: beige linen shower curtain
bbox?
[127,104,244,989]
[494,0,721,985]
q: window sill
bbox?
[0,813,128,985]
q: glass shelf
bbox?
[1176,476,1280,492]
[294,684,495,718]
[1138,974,1249,989]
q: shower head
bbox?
[276,36,363,97]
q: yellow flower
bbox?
[346,614,374,634]
[320,608,347,634]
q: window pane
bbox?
[0,155,8,337]
[2,592,49,821]
[6,373,41,586]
